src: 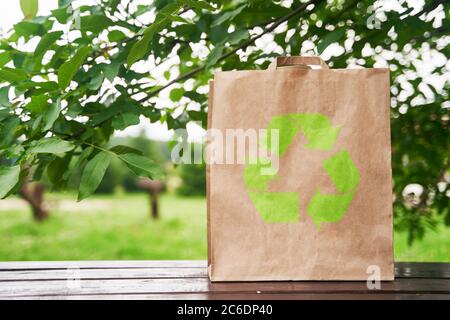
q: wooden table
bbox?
[0,261,449,299]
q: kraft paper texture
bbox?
[207,56,394,281]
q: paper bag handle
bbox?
[268,56,329,70]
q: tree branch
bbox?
[137,0,324,103]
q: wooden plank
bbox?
[1,261,449,277]
[395,262,450,279]
[0,260,207,270]
[3,293,450,300]
[0,262,449,299]
[0,278,449,298]
[0,268,207,281]
[1,262,449,279]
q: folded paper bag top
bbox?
[207,56,394,282]
[268,56,330,69]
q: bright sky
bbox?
[0,1,448,141]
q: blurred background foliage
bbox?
[0,0,448,260]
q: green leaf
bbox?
[110,145,143,155]
[209,24,228,45]
[227,29,249,45]
[0,110,9,120]
[187,110,207,122]
[78,151,112,201]
[0,117,20,148]
[58,0,72,7]
[127,2,182,67]
[14,21,45,38]
[317,29,346,54]
[109,0,121,13]
[90,100,122,126]
[35,31,63,56]
[0,165,21,199]
[169,88,184,102]
[184,0,216,11]
[163,14,191,24]
[87,73,104,91]
[77,146,94,164]
[141,107,161,122]
[58,46,91,89]
[0,52,11,68]
[29,137,74,154]
[47,154,71,187]
[90,98,141,127]
[64,146,93,181]
[112,112,140,130]
[211,5,246,27]
[103,61,120,81]
[0,87,11,107]
[0,67,28,83]
[16,81,59,92]
[108,30,126,42]
[184,91,205,103]
[81,14,113,33]
[20,0,39,20]
[30,115,43,133]
[65,103,82,118]
[127,33,152,68]
[5,144,25,159]
[51,7,71,24]
[43,102,60,131]
[206,46,224,67]
[134,4,152,16]
[25,95,48,113]
[119,153,163,179]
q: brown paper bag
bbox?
[207,56,394,281]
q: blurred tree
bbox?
[0,0,448,240]
[137,178,165,219]
[19,180,48,221]
[177,163,206,197]
[0,146,48,220]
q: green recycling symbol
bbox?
[244,113,361,229]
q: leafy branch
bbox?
[0,0,448,241]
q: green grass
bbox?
[0,193,448,262]
[0,193,206,261]
[394,225,450,262]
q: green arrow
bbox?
[243,113,360,227]
[248,191,299,223]
[261,113,341,156]
[307,150,360,228]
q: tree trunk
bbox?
[20,182,48,222]
[150,192,159,220]
[137,179,164,220]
